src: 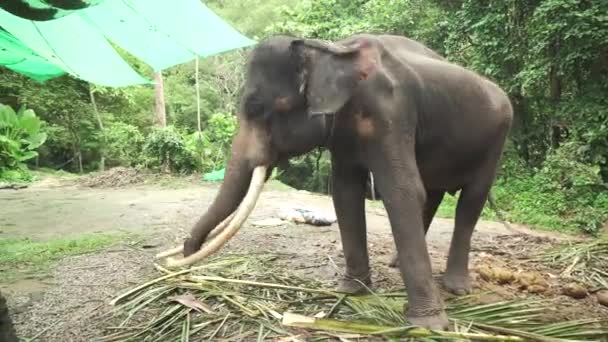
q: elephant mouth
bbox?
[156,166,268,267]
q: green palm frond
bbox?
[102,254,608,342]
[540,237,608,291]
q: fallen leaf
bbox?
[168,293,214,313]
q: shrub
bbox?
[183,112,237,173]
[0,105,47,182]
[143,125,197,174]
[102,121,145,167]
[277,151,332,194]
[494,142,608,234]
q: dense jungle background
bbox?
[1,0,607,235]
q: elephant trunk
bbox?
[157,127,271,267]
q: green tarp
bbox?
[0,0,255,86]
[0,9,149,86]
[203,168,225,182]
[0,29,65,81]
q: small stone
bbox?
[562,283,588,299]
[527,284,547,294]
[597,290,608,307]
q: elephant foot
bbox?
[407,311,450,330]
[388,253,399,268]
[442,272,472,295]
[335,272,372,295]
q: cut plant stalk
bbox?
[281,312,526,341]
[103,254,608,341]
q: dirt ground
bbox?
[1,172,606,341]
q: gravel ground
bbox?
[1,174,606,341]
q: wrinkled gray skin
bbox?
[182,34,513,329]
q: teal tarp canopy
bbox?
[0,0,255,86]
[0,29,65,81]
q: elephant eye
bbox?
[243,94,265,118]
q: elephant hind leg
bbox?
[0,292,18,342]
[389,190,445,268]
[332,159,371,295]
[443,158,501,295]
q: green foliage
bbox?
[277,152,332,194]
[183,112,237,172]
[140,113,237,174]
[268,0,447,51]
[493,143,608,234]
[443,0,608,170]
[143,125,197,174]
[207,0,299,39]
[0,105,47,181]
[205,112,237,147]
[102,121,145,167]
[268,0,608,234]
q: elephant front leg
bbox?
[331,159,371,294]
[372,156,448,329]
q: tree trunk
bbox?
[510,93,531,165]
[549,37,563,149]
[154,71,167,128]
[78,150,83,174]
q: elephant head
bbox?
[158,35,380,266]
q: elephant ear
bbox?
[290,38,378,116]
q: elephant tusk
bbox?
[207,212,237,240]
[155,212,237,259]
[165,166,267,267]
[155,246,183,259]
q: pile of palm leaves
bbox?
[100,254,608,341]
[541,237,608,291]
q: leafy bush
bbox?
[102,121,145,167]
[184,112,237,173]
[277,152,332,194]
[0,105,47,182]
[143,126,197,174]
[205,112,237,146]
[494,142,608,234]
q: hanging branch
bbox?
[154,71,169,173]
[89,84,105,172]
[195,56,205,172]
[195,56,202,142]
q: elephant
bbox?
[0,292,18,342]
[158,33,513,329]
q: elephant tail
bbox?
[487,192,513,232]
